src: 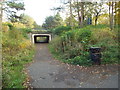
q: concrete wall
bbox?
[31,34,52,44]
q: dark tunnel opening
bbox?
[34,35,49,43]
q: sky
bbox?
[23,0,112,25]
[3,0,113,25]
[24,0,62,25]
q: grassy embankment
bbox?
[49,25,119,66]
[2,24,35,88]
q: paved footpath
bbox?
[27,44,119,88]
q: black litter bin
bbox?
[89,47,101,65]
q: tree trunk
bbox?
[111,2,114,30]
[76,0,81,27]
[114,2,117,26]
[0,0,3,87]
[109,2,114,30]
[109,2,111,29]
[80,2,84,28]
[0,0,3,30]
[95,15,98,26]
[117,2,120,25]
[95,12,99,25]
[69,0,73,28]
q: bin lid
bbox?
[89,47,101,52]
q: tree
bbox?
[4,0,25,22]
[42,16,55,29]
[108,2,114,30]
[65,16,78,27]
[92,2,105,25]
[69,1,95,27]
[51,6,64,15]
[59,0,75,28]
[19,14,34,28]
[97,14,109,25]
[69,0,74,27]
[107,1,120,30]
[74,0,81,27]
[0,0,4,31]
[42,13,63,29]
[115,1,120,25]
[80,2,85,27]
[54,12,63,26]
[55,1,110,27]
[73,2,106,26]
[33,21,42,30]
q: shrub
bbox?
[2,27,35,88]
[4,22,14,30]
[64,56,92,66]
[18,28,32,39]
[53,26,71,35]
[2,24,9,32]
[13,22,26,28]
[49,24,118,66]
[20,28,32,33]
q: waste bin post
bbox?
[89,47,101,65]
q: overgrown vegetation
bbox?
[2,24,35,88]
[49,24,118,66]
[52,26,71,35]
[1,0,119,88]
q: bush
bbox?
[64,56,92,66]
[20,28,32,33]
[53,26,71,35]
[2,49,34,88]
[18,28,32,39]
[49,24,118,66]
[2,27,35,88]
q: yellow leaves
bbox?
[2,25,9,32]
[3,22,13,26]
[19,43,26,49]
[13,22,26,28]
[92,27,116,42]
[3,47,10,53]
[64,24,67,26]
[92,14,109,25]
[19,40,32,49]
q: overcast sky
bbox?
[24,0,62,25]
[3,0,113,25]
[23,0,112,25]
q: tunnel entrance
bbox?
[31,34,51,44]
[34,35,49,43]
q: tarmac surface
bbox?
[27,44,119,88]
